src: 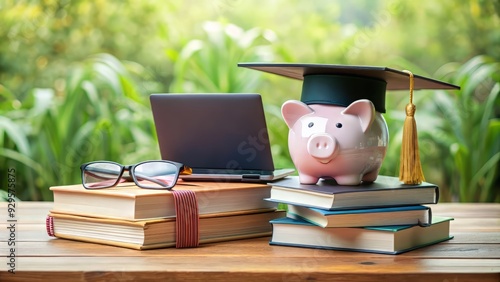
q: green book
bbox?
[287,204,432,228]
[270,216,453,255]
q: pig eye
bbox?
[308,122,314,128]
[336,123,343,128]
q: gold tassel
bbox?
[399,70,425,184]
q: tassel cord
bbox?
[399,70,425,184]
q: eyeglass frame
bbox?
[80,160,192,190]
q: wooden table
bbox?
[1,202,499,281]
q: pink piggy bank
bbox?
[281,99,388,185]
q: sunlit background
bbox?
[1,0,499,202]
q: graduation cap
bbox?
[238,62,460,184]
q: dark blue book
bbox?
[269,216,453,255]
[267,175,439,210]
[287,204,432,228]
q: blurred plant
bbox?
[360,55,499,203]
[349,0,500,71]
[0,0,174,97]
[167,21,277,93]
[0,54,158,200]
[421,55,500,202]
[0,190,9,201]
[1,2,498,202]
[167,21,294,168]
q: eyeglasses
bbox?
[80,160,192,190]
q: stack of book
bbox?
[47,181,285,250]
[267,176,454,255]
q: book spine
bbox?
[419,206,432,227]
[434,186,440,204]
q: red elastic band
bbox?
[46,215,55,237]
[171,190,199,248]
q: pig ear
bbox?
[342,99,376,133]
[281,100,314,128]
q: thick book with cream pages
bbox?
[50,181,275,220]
[48,209,285,250]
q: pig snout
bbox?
[307,133,337,163]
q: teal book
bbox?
[287,205,432,228]
[267,175,439,210]
[269,216,453,255]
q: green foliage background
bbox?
[1,0,499,202]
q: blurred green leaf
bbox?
[0,116,30,155]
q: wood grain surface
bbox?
[1,202,499,281]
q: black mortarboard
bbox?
[237,63,459,113]
[238,62,460,185]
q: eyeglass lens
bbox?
[132,161,179,189]
[83,161,180,189]
[83,162,123,189]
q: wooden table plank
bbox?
[448,218,500,231]
[4,256,500,272]
[1,233,499,259]
[0,202,499,282]
[1,257,499,282]
[2,272,499,282]
[431,203,500,217]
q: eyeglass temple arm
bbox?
[84,167,176,187]
[180,165,192,175]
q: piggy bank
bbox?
[281,99,388,185]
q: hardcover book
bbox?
[48,208,285,250]
[50,181,276,220]
[287,204,432,228]
[270,216,453,255]
[267,176,439,210]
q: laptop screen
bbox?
[150,94,276,173]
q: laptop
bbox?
[149,93,294,182]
